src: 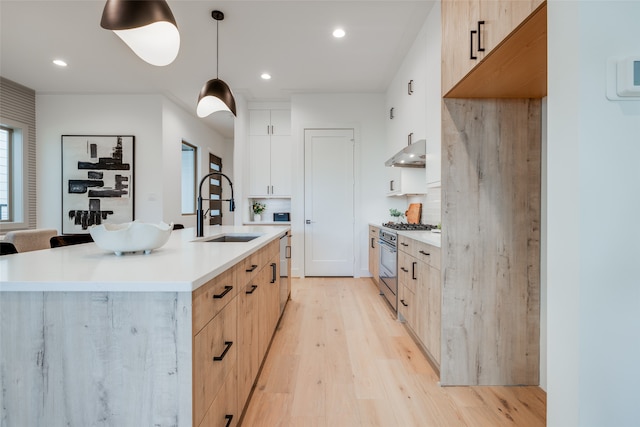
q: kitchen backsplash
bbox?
[406,187,441,226]
[250,198,291,223]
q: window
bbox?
[0,126,11,221]
[181,142,197,215]
[0,121,28,229]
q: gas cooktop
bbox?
[382,222,437,231]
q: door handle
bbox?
[470,30,477,60]
[305,219,315,224]
[477,20,485,52]
[412,261,417,280]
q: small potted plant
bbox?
[389,208,404,223]
[252,201,266,222]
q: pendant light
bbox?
[101,0,180,67]
[196,10,237,117]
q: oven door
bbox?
[378,239,397,311]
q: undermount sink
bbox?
[200,233,263,243]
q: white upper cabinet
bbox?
[247,109,292,197]
[249,109,291,136]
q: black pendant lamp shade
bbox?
[101,0,180,66]
[196,10,237,117]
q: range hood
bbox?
[385,139,426,168]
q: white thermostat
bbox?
[607,55,640,100]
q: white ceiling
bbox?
[0,0,434,138]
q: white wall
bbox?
[161,98,231,228]
[36,94,227,232]
[547,1,640,426]
[291,93,387,278]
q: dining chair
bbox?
[4,229,58,252]
[0,241,18,255]
[50,234,94,248]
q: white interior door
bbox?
[304,129,354,276]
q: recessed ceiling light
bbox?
[53,59,68,67]
[333,28,346,38]
[261,73,272,80]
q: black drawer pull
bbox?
[213,285,233,299]
[224,414,233,427]
[412,262,417,280]
[246,264,258,272]
[246,284,258,294]
[477,20,485,52]
[400,242,409,247]
[213,341,233,361]
[419,250,430,257]
[470,30,477,60]
[270,262,277,283]
[401,299,408,307]
[400,267,409,273]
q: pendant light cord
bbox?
[216,19,219,78]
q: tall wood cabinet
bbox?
[440,1,545,386]
[248,109,292,197]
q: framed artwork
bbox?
[61,135,135,234]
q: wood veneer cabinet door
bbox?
[198,368,238,427]
[193,297,238,427]
[368,226,379,285]
[442,0,545,96]
[416,261,441,366]
[192,266,237,335]
[237,280,261,411]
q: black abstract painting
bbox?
[61,135,134,234]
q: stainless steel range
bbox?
[378,222,437,312]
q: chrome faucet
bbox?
[196,172,235,237]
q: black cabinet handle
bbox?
[400,242,409,247]
[408,79,414,95]
[224,414,233,427]
[412,262,417,280]
[477,20,485,52]
[400,267,409,273]
[213,285,233,299]
[246,264,258,272]
[390,180,395,191]
[246,284,258,294]
[270,262,277,283]
[390,107,394,119]
[419,250,430,257]
[470,30,477,60]
[371,237,375,249]
[408,132,413,146]
[401,299,408,307]
[213,341,233,361]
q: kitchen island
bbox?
[0,225,290,427]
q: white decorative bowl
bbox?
[89,221,173,256]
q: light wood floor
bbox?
[241,277,546,427]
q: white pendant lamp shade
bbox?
[196,10,237,118]
[197,79,237,117]
[101,0,180,67]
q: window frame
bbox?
[181,141,198,215]
[0,118,30,231]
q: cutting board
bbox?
[405,203,422,224]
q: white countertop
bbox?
[0,225,289,293]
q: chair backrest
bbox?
[4,229,58,252]
[50,234,94,248]
[0,241,18,255]
[172,223,185,230]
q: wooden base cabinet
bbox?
[368,225,380,285]
[195,238,286,427]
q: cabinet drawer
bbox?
[197,367,238,427]
[369,225,379,237]
[238,248,266,286]
[415,241,441,270]
[193,297,238,427]
[397,235,415,255]
[398,251,418,294]
[398,284,417,331]
[193,266,238,335]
